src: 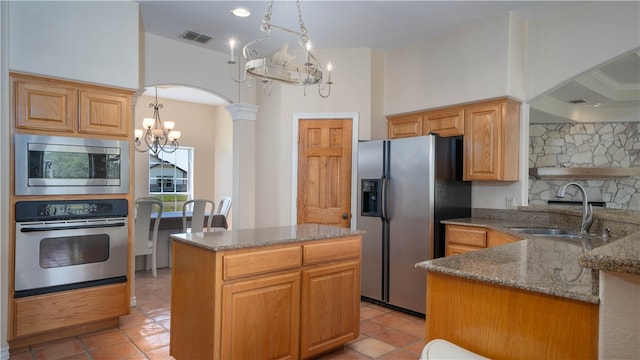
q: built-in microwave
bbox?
[14,134,129,195]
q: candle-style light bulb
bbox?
[305,41,312,65]
[327,62,333,83]
[229,39,236,64]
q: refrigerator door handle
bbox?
[381,176,389,221]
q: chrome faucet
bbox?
[556,182,593,233]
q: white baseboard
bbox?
[130,295,137,307]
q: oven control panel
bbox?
[15,199,128,221]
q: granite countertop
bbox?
[416,208,640,304]
[417,218,603,303]
[170,223,363,252]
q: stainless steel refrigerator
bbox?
[356,135,471,315]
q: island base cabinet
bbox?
[221,272,301,360]
[426,272,598,359]
[300,261,360,359]
[170,235,362,360]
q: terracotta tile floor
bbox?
[10,268,426,359]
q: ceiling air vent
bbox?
[568,99,588,104]
[180,30,213,44]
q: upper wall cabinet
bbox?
[78,87,131,136]
[386,97,521,181]
[13,75,78,133]
[463,98,520,181]
[423,106,464,137]
[11,72,133,138]
[387,113,423,139]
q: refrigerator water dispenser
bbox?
[361,179,381,217]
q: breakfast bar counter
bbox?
[169,224,363,360]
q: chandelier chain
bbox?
[296,0,308,43]
[263,0,274,30]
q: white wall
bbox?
[526,2,640,101]
[384,12,517,116]
[142,33,251,105]
[9,1,139,89]
[599,271,640,359]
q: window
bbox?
[149,147,193,212]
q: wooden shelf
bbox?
[529,167,640,179]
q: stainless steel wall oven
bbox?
[14,134,129,195]
[15,199,128,298]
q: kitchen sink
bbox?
[509,227,584,238]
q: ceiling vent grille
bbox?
[180,30,213,44]
[569,99,588,104]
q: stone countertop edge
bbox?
[170,224,364,252]
[416,259,599,304]
[578,232,640,275]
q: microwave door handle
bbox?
[20,222,126,232]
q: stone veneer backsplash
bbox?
[528,122,640,211]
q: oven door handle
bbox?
[20,222,126,232]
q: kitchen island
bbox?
[416,206,640,359]
[169,224,363,360]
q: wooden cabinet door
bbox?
[79,88,131,137]
[13,75,77,132]
[300,261,360,359]
[387,113,423,139]
[221,272,300,360]
[463,102,501,180]
[463,99,520,181]
[423,107,464,137]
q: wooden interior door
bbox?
[297,119,352,227]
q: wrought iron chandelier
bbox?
[227,0,333,98]
[134,87,181,156]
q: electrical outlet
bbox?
[505,197,515,209]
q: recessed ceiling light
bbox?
[231,8,251,17]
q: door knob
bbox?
[342,213,349,219]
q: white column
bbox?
[225,103,259,230]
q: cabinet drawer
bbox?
[14,283,128,337]
[446,225,487,247]
[223,246,302,280]
[303,236,361,265]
